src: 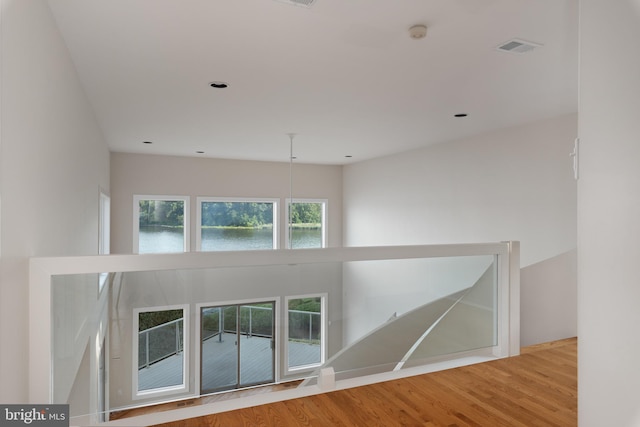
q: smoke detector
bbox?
[274,0,317,7]
[409,24,428,40]
[496,38,542,54]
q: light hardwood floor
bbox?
[150,337,577,427]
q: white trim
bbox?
[98,190,111,295]
[195,197,279,251]
[133,195,190,254]
[132,305,190,400]
[283,293,327,375]
[284,198,328,249]
[507,241,521,356]
[99,189,111,255]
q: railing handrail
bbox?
[30,242,518,407]
[289,309,320,315]
[201,306,321,342]
[139,317,183,334]
[31,243,509,275]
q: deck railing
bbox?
[138,318,184,370]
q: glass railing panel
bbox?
[51,273,102,405]
[402,259,497,368]
[322,255,496,381]
[41,243,515,425]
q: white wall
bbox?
[520,249,577,345]
[343,114,578,346]
[578,1,640,425]
[0,0,110,403]
[341,255,494,345]
[110,153,343,254]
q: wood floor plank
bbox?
[150,338,577,427]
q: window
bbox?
[285,199,327,249]
[133,195,189,254]
[285,294,326,373]
[197,198,278,251]
[133,305,189,398]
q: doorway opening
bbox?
[200,301,276,394]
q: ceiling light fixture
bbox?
[409,24,427,40]
[209,81,228,89]
[287,133,296,249]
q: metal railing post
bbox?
[219,309,223,342]
[175,320,180,353]
[145,331,150,369]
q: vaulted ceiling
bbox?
[47,0,578,165]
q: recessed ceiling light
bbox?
[142,141,153,144]
[454,113,468,118]
[209,81,228,89]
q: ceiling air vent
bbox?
[496,39,542,54]
[274,0,317,7]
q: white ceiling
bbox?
[47,0,578,165]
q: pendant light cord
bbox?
[288,133,295,249]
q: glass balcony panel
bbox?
[45,244,514,424]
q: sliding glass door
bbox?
[200,302,275,394]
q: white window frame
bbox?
[196,197,279,251]
[99,190,111,255]
[284,293,327,374]
[133,195,190,254]
[98,189,110,294]
[285,198,328,249]
[132,304,189,399]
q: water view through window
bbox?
[137,199,187,254]
[199,201,276,251]
[139,227,322,252]
[137,198,325,253]
[288,201,325,249]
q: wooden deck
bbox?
[150,337,577,427]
